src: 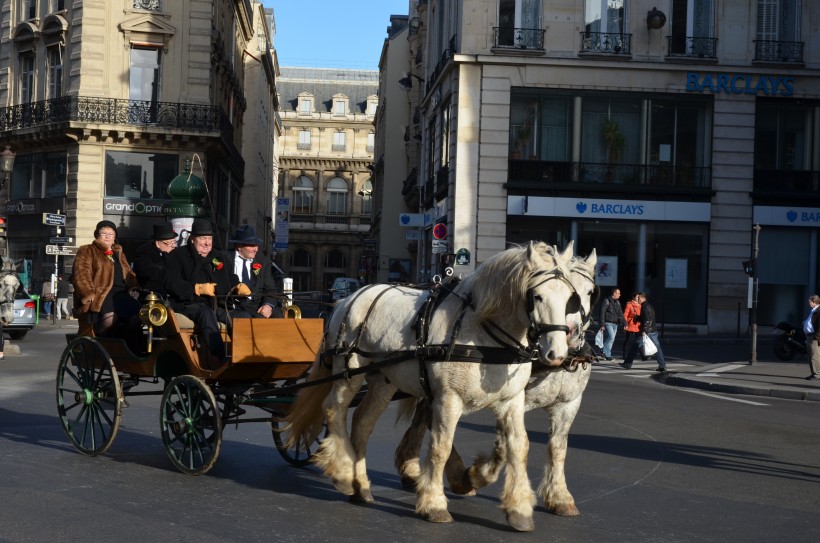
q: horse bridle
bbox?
[525,267,583,342]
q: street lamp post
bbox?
[0,145,15,190]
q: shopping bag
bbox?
[594,329,604,348]
[641,336,658,357]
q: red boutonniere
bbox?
[104,250,114,262]
[212,257,224,270]
[252,263,262,276]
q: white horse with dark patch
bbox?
[0,257,21,326]
[391,246,598,517]
[285,242,579,531]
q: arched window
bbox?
[326,176,348,215]
[325,249,346,268]
[360,179,373,215]
[291,248,311,268]
[292,175,314,214]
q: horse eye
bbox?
[533,295,543,303]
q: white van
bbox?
[329,277,361,301]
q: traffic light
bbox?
[742,259,755,276]
[0,216,6,257]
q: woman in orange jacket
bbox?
[622,291,642,362]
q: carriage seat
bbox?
[171,310,228,331]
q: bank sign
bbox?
[754,205,820,227]
[507,196,710,222]
[685,71,794,97]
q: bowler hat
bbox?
[229,224,263,245]
[151,223,177,240]
[190,218,215,237]
[94,220,117,238]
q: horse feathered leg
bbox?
[349,373,397,503]
[464,422,506,491]
[497,392,536,532]
[538,394,583,516]
[395,398,429,491]
[416,394,462,523]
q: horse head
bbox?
[0,271,21,325]
[564,246,598,350]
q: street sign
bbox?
[432,239,447,254]
[43,213,66,226]
[433,223,448,240]
[49,236,73,244]
[45,245,75,256]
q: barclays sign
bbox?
[754,205,820,226]
[685,72,794,97]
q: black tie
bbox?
[242,258,251,284]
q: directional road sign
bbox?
[45,245,76,256]
[50,236,73,244]
[43,213,66,226]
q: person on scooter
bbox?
[803,294,820,380]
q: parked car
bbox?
[328,277,362,301]
[6,287,37,340]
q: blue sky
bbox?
[264,0,409,69]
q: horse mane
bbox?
[467,242,571,323]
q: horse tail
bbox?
[282,353,334,449]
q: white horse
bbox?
[0,257,22,326]
[285,242,578,531]
[392,247,598,517]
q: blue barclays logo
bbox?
[576,202,588,213]
[787,211,797,222]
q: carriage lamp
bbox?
[0,146,15,190]
[647,7,667,30]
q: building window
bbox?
[104,151,178,199]
[290,248,312,292]
[292,175,314,214]
[18,52,35,104]
[334,99,347,116]
[366,98,377,116]
[297,129,311,150]
[360,179,373,215]
[753,99,816,193]
[581,0,629,54]
[22,0,37,20]
[497,0,542,48]
[129,46,161,103]
[326,177,348,214]
[755,0,802,62]
[52,0,65,11]
[366,132,375,152]
[10,151,67,199]
[668,0,715,57]
[325,249,346,268]
[46,46,63,99]
[332,131,346,151]
[299,97,312,115]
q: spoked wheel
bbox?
[160,375,222,475]
[271,413,326,467]
[56,336,123,456]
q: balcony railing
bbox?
[331,144,346,152]
[754,169,819,193]
[666,36,717,59]
[508,159,711,188]
[580,32,631,55]
[493,27,545,51]
[753,40,803,63]
[288,213,372,230]
[296,142,311,150]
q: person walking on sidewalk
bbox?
[622,291,642,362]
[802,294,820,380]
[620,292,667,372]
[55,275,70,320]
[599,287,625,360]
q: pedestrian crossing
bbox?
[591,359,695,378]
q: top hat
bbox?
[229,224,263,245]
[190,218,215,237]
[151,223,177,240]
[94,220,117,237]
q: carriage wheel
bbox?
[271,415,326,467]
[160,375,222,475]
[56,336,123,456]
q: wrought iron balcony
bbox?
[508,159,711,188]
[493,27,545,51]
[331,144,346,152]
[754,169,819,193]
[666,36,717,59]
[296,143,311,150]
[580,32,631,55]
[754,40,803,63]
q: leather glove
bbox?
[194,283,216,297]
[235,283,252,296]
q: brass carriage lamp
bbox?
[0,145,15,190]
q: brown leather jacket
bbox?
[72,239,137,317]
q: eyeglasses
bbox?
[98,231,116,238]
[160,240,177,247]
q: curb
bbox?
[658,373,820,402]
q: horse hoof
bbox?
[331,478,354,496]
[424,509,454,523]
[349,488,374,504]
[506,512,535,532]
[400,475,417,491]
[548,502,580,517]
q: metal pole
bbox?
[750,224,761,365]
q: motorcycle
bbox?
[772,321,807,361]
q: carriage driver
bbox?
[221,224,279,318]
[163,218,252,369]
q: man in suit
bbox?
[133,223,177,296]
[224,224,279,318]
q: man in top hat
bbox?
[223,224,279,318]
[133,223,178,295]
[164,218,252,368]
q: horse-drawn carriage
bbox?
[55,293,327,475]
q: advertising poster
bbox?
[665,258,688,288]
[595,256,618,286]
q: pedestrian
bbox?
[41,278,54,317]
[622,291,642,362]
[620,292,667,372]
[802,294,820,380]
[55,275,70,319]
[598,287,625,361]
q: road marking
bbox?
[695,363,746,377]
[678,388,769,405]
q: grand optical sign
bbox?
[103,198,167,216]
[754,205,820,227]
[685,72,794,97]
[508,196,710,222]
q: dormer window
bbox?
[299,96,313,115]
[366,96,378,116]
[334,98,347,116]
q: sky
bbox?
[264,0,410,70]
